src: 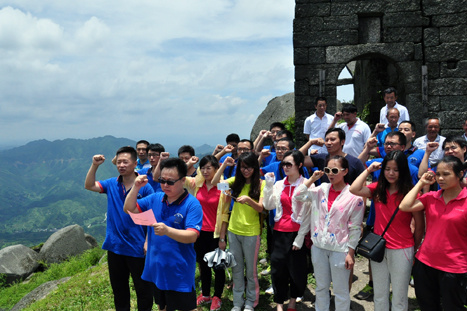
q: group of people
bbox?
[84,87,467,311]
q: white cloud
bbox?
[0,1,295,148]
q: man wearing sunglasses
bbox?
[300,128,365,184]
[124,157,203,311]
[85,146,155,311]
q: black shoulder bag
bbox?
[356,206,399,263]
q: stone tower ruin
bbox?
[293,0,467,145]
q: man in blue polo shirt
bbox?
[138,143,165,193]
[124,158,203,311]
[85,146,155,311]
[136,140,151,170]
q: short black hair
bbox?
[399,120,416,133]
[147,143,165,153]
[178,145,195,157]
[276,129,294,141]
[116,146,137,161]
[199,155,220,170]
[385,131,407,146]
[277,138,295,150]
[315,97,327,105]
[341,104,357,114]
[270,122,286,131]
[136,140,150,147]
[325,128,346,142]
[383,87,398,96]
[239,139,254,150]
[226,133,240,144]
[160,158,187,179]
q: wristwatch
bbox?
[219,238,225,243]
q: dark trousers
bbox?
[194,231,226,298]
[107,251,154,311]
[270,230,308,304]
[413,258,467,311]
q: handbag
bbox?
[357,206,399,263]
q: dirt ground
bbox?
[271,255,419,311]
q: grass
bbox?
[0,247,105,310]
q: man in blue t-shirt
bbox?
[85,146,155,311]
[138,143,165,193]
[124,158,203,311]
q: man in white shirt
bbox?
[379,87,410,125]
[303,97,334,154]
[413,118,446,166]
[329,103,371,158]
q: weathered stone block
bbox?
[423,0,465,15]
[384,27,423,43]
[295,3,330,18]
[425,43,467,62]
[440,96,467,111]
[432,12,467,27]
[414,43,423,60]
[308,47,326,64]
[294,48,309,65]
[440,25,467,43]
[440,61,467,78]
[425,62,440,79]
[326,43,415,64]
[426,96,441,112]
[397,61,423,83]
[429,78,467,96]
[294,30,358,47]
[383,12,429,27]
[323,15,358,30]
[423,28,440,47]
[294,79,310,96]
[439,111,467,131]
[386,0,421,12]
[294,17,324,33]
[331,2,384,16]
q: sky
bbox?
[0,1,353,149]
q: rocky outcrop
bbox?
[10,277,71,311]
[0,244,40,284]
[250,92,295,142]
[40,225,93,265]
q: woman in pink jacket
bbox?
[294,155,365,311]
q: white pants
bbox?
[311,245,350,311]
[371,247,414,311]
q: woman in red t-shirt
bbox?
[400,156,467,311]
[350,150,424,311]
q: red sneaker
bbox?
[197,294,212,306]
[210,296,222,311]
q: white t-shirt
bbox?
[413,134,446,166]
[303,112,334,154]
[337,118,371,158]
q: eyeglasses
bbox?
[158,177,183,186]
[240,166,253,171]
[237,148,251,153]
[148,153,160,158]
[383,142,401,147]
[324,167,345,175]
[281,161,294,169]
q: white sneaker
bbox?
[296,296,303,303]
[244,306,254,311]
[259,258,268,266]
[265,285,274,295]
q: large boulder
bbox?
[0,244,40,285]
[250,92,295,142]
[40,225,92,265]
[10,277,71,311]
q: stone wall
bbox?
[294,0,467,146]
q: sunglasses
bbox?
[158,177,182,186]
[281,161,294,169]
[323,167,345,175]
